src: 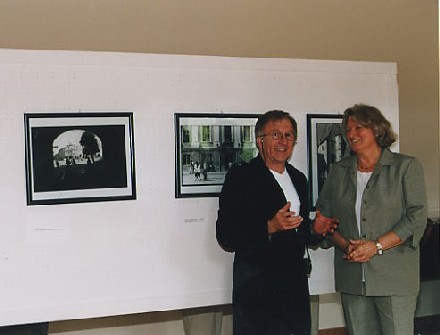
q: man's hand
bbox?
[312,211,339,236]
[267,202,303,234]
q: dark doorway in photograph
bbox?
[32,125,127,192]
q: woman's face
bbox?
[345,117,379,154]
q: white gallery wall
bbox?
[0,49,398,326]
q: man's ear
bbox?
[256,137,264,151]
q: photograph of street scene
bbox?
[175,114,259,197]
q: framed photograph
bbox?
[24,112,136,205]
[307,114,350,208]
[175,113,260,198]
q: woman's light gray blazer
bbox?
[316,148,427,296]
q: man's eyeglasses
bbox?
[261,130,297,142]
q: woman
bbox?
[316,104,427,335]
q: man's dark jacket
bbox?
[216,155,319,335]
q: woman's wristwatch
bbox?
[375,241,384,256]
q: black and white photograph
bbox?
[307,114,350,208]
[175,113,260,198]
[24,112,136,205]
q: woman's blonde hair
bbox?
[342,104,397,148]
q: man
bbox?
[216,110,336,335]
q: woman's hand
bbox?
[344,239,377,262]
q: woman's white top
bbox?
[356,170,372,282]
[356,171,372,235]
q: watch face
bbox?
[376,242,383,255]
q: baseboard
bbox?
[318,327,348,335]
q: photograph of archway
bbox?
[25,112,136,205]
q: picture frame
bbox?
[24,112,136,205]
[307,114,349,209]
[175,113,260,198]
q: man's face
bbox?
[257,118,296,172]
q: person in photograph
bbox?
[216,110,338,335]
[316,104,427,335]
[194,162,201,181]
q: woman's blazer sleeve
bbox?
[392,157,427,248]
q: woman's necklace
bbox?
[357,163,375,172]
[357,155,380,172]
[357,148,382,172]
